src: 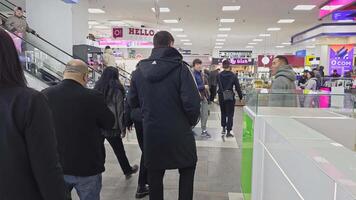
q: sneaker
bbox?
[226,131,234,138]
[125,164,139,179]
[135,185,149,199]
[202,131,211,138]
[222,127,227,135]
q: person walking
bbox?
[0,28,65,200]
[192,59,211,138]
[269,55,297,107]
[42,59,115,200]
[303,71,319,108]
[209,66,219,103]
[128,31,201,200]
[217,60,243,138]
[94,67,138,179]
[103,46,117,68]
[5,7,35,35]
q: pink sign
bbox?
[319,0,355,19]
[113,27,123,38]
[98,38,153,48]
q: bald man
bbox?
[42,59,115,200]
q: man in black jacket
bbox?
[42,59,115,200]
[128,31,201,200]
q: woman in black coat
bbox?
[0,29,65,199]
[94,67,138,178]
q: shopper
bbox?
[331,69,341,78]
[94,67,138,179]
[0,28,65,200]
[42,59,115,200]
[303,71,319,107]
[125,101,149,199]
[5,7,35,35]
[128,31,201,200]
[192,59,211,138]
[209,66,220,103]
[217,60,243,137]
[298,70,308,87]
[103,46,117,67]
[270,55,297,107]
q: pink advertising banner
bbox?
[319,0,355,19]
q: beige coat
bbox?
[5,16,33,34]
[103,49,117,67]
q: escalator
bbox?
[0,0,131,89]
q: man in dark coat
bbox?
[42,59,115,200]
[128,31,201,200]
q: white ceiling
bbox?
[88,0,332,55]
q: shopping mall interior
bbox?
[0,0,356,200]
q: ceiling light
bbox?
[219,27,231,31]
[246,46,254,48]
[177,34,187,38]
[253,39,263,42]
[278,19,295,23]
[248,42,257,45]
[293,5,316,10]
[215,46,222,49]
[282,42,291,45]
[183,43,192,45]
[259,34,271,37]
[216,39,226,42]
[276,46,285,48]
[88,21,99,25]
[216,43,224,45]
[93,25,110,29]
[321,5,343,11]
[163,19,179,23]
[306,45,316,48]
[152,7,170,13]
[88,8,105,14]
[108,21,126,25]
[180,39,190,42]
[222,6,241,11]
[217,34,228,37]
[267,27,281,31]
[220,18,235,23]
[171,28,184,32]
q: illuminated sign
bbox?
[329,44,354,75]
[319,0,355,19]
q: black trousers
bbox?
[106,136,132,174]
[134,121,148,187]
[219,95,235,131]
[209,85,217,102]
[148,166,196,200]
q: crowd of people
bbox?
[0,28,245,200]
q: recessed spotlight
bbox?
[293,5,316,11]
[183,43,192,46]
[219,28,231,31]
[216,43,224,45]
[220,18,235,23]
[152,7,170,13]
[180,39,190,42]
[248,42,257,45]
[88,21,99,25]
[282,42,291,45]
[278,19,295,23]
[276,46,285,48]
[177,34,187,38]
[217,34,228,37]
[259,34,271,37]
[93,25,110,29]
[88,8,105,14]
[171,28,184,32]
[222,6,241,11]
[246,46,254,48]
[215,46,222,49]
[216,39,226,42]
[253,39,263,42]
[163,19,179,23]
[267,27,281,31]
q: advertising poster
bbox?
[329,44,354,75]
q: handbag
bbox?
[219,75,235,101]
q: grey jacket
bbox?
[269,65,297,107]
[305,77,317,91]
[5,16,33,34]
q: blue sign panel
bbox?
[63,0,79,3]
[296,50,306,57]
[332,10,356,21]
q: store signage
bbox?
[98,38,153,48]
[329,44,354,75]
[257,55,274,67]
[332,10,356,21]
[295,50,307,57]
[112,27,156,42]
[62,0,79,3]
[212,58,254,65]
[319,0,355,19]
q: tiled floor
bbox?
[72,105,244,200]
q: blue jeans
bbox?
[64,174,102,200]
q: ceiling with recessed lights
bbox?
[88,0,332,54]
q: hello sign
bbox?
[113,27,156,42]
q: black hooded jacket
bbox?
[217,70,243,100]
[128,47,201,170]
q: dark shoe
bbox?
[222,127,227,135]
[226,131,234,138]
[202,131,211,138]
[125,164,139,179]
[135,185,149,199]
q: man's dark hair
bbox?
[0,28,26,87]
[105,46,111,50]
[192,59,202,67]
[307,71,315,78]
[153,31,175,48]
[333,69,338,73]
[275,55,289,65]
[222,60,230,69]
[16,7,22,11]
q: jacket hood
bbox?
[138,47,183,82]
[220,70,235,78]
[275,65,296,81]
